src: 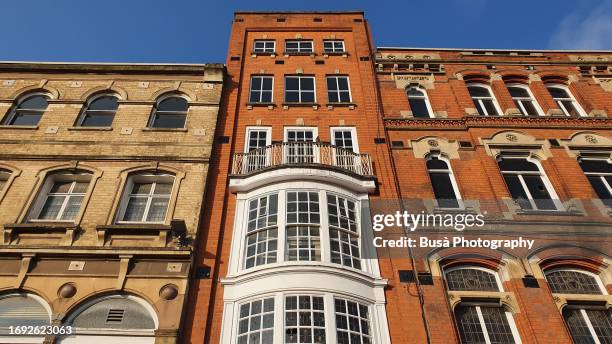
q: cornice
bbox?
[385,116,612,130]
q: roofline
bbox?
[234,11,364,15]
[376,46,612,54]
[0,61,226,74]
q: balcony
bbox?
[232,142,373,176]
[229,142,375,193]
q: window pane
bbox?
[286,226,321,261]
[157,97,188,112]
[301,92,315,103]
[545,270,603,294]
[249,91,262,103]
[580,160,612,174]
[429,173,459,208]
[587,176,612,206]
[152,114,186,128]
[153,183,172,195]
[561,100,580,116]
[407,88,424,97]
[123,197,147,221]
[60,196,84,220]
[522,100,539,116]
[11,112,42,126]
[455,306,487,344]
[563,308,596,344]
[483,99,499,116]
[300,78,314,91]
[327,78,337,91]
[480,306,516,344]
[132,183,152,195]
[508,87,530,98]
[585,309,612,343]
[285,295,325,344]
[523,175,556,210]
[262,77,273,90]
[19,96,49,110]
[409,98,430,118]
[503,175,532,210]
[38,195,65,220]
[81,113,114,127]
[50,181,73,194]
[146,197,169,222]
[88,96,118,111]
[468,86,490,97]
[498,158,539,172]
[547,87,569,99]
[446,268,500,291]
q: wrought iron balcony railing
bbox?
[231,142,374,177]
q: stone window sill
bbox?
[0,125,38,130]
[141,127,188,132]
[68,126,113,131]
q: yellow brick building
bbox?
[0,62,224,344]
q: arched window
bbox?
[406,86,433,118]
[60,294,157,344]
[507,84,542,116]
[498,156,560,211]
[2,92,50,126]
[579,157,612,207]
[116,172,175,223]
[28,170,92,222]
[426,154,462,209]
[445,267,502,292]
[149,94,188,129]
[0,169,11,192]
[545,269,606,295]
[77,93,119,127]
[546,85,586,117]
[242,188,362,271]
[444,267,522,344]
[467,84,501,116]
[0,293,50,343]
[544,269,610,344]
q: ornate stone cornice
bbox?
[385,116,612,130]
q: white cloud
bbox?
[549,0,612,50]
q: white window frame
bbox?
[455,303,522,344]
[545,268,608,295]
[244,127,272,153]
[2,92,50,126]
[546,84,587,117]
[426,154,464,209]
[76,93,119,127]
[326,75,352,103]
[225,292,385,344]
[498,155,563,211]
[28,172,91,223]
[233,182,371,275]
[253,40,276,53]
[443,266,504,292]
[580,156,612,205]
[406,86,434,118]
[148,93,189,129]
[248,75,274,104]
[323,40,345,53]
[507,83,544,117]
[284,76,317,103]
[467,83,502,116]
[285,40,314,53]
[330,127,359,153]
[115,173,175,224]
[564,307,610,344]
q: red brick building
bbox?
[184,11,612,344]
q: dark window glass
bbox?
[503,174,532,210]
[327,76,351,103]
[563,308,596,344]
[285,77,315,103]
[586,309,612,343]
[580,159,612,206]
[483,100,500,116]
[498,158,539,172]
[508,87,530,98]
[150,96,188,128]
[520,100,539,116]
[548,87,570,99]
[3,94,49,126]
[523,175,556,210]
[409,98,430,118]
[426,157,448,170]
[468,86,490,97]
[429,173,458,208]
[455,306,487,343]
[480,306,517,344]
[157,97,188,112]
[249,76,273,103]
[80,95,118,127]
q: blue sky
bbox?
[1,0,611,64]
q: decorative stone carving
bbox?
[394,75,435,90]
[505,134,518,142]
[58,283,77,298]
[427,139,438,147]
[160,284,179,300]
[585,135,598,144]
